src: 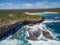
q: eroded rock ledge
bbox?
[0,17,45,41]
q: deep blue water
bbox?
[46,22,60,33]
[37,14,60,40]
[45,22,60,40]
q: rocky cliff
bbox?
[0,17,45,41]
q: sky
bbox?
[0,0,60,9]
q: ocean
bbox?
[0,14,60,45]
[38,14,60,40]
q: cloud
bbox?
[22,3,33,7]
[0,1,60,9]
[7,3,14,6]
[20,1,60,9]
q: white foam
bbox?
[1,38,60,45]
[0,19,60,45]
[43,19,60,23]
[0,39,24,45]
[26,22,57,40]
[28,40,60,45]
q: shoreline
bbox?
[0,17,44,41]
[24,12,58,15]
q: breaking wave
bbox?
[0,19,60,45]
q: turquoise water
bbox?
[0,14,60,45]
[38,14,60,19]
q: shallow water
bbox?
[38,14,60,19]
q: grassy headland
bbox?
[0,10,41,26]
[0,8,60,26]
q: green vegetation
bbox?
[22,8,60,13]
[0,10,41,26]
[0,8,60,26]
[0,8,60,19]
[0,10,41,20]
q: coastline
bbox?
[24,12,58,15]
[0,17,44,40]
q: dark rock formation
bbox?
[0,17,44,41]
[26,30,41,41]
[42,31,54,40]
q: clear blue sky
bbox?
[0,0,60,9]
